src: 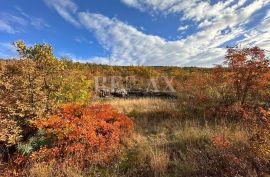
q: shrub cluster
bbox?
[30,104,133,167]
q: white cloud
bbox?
[79,13,171,65]
[120,0,269,34]
[58,51,109,64]
[77,0,269,66]
[177,25,189,31]
[44,0,80,27]
[39,0,270,66]
[117,0,269,65]
[90,56,110,64]
[78,12,227,66]
[121,0,250,21]
[238,10,270,50]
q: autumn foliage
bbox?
[225,46,269,105]
[1,41,269,176]
[0,117,22,147]
[31,104,133,166]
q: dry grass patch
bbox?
[95,98,178,113]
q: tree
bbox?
[225,46,269,105]
[14,40,65,112]
[0,41,92,121]
[0,41,67,149]
[0,59,40,120]
[54,70,92,104]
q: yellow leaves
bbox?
[54,73,92,104]
[13,40,27,55]
[0,117,22,147]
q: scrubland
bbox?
[16,98,267,177]
[0,41,269,176]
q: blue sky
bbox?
[0,0,270,67]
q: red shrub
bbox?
[211,135,231,149]
[31,104,134,166]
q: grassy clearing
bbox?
[3,97,250,177]
[95,98,249,176]
[20,97,267,177]
[94,98,177,113]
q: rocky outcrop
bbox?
[97,88,177,98]
[111,88,128,97]
[98,88,111,97]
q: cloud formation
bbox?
[238,10,270,51]
[44,0,270,66]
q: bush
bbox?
[194,143,270,177]
[30,104,134,167]
[247,107,270,161]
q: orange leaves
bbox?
[225,46,269,105]
[211,135,231,149]
[31,104,134,166]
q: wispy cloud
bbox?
[16,7,50,29]
[75,36,93,45]
[44,0,80,27]
[79,13,182,66]
[78,12,227,66]
[0,20,16,34]
[77,0,269,66]
[43,0,270,66]
[0,8,49,34]
[238,10,270,50]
